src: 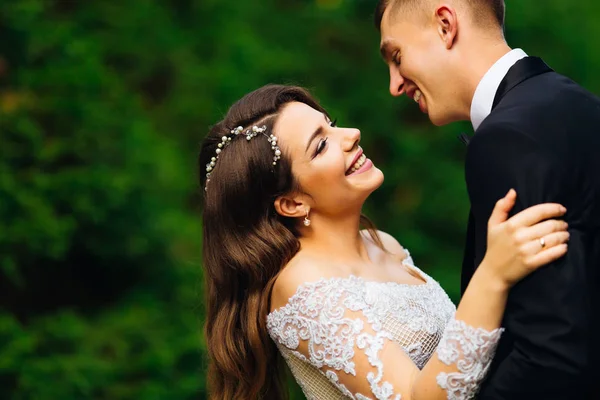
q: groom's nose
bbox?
[389,67,405,97]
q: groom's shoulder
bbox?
[480,70,600,139]
[498,69,600,112]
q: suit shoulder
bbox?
[470,120,531,148]
[495,71,600,113]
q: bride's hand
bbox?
[481,189,569,288]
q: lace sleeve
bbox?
[267,277,410,399]
[435,318,503,400]
[266,277,504,400]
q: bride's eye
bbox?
[329,118,338,127]
[314,137,328,157]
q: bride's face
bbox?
[274,102,384,214]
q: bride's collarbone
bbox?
[355,261,426,286]
[356,241,425,285]
[284,249,424,287]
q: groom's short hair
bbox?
[375,0,505,31]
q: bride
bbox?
[200,85,569,399]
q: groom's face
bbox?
[379,7,458,125]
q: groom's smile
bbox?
[376,1,472,126]
[378,14,448,123]
[379,35,429,115]
[405,86,427,114]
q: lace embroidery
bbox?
[267,259,500,400]
[357,331,400,399]
[436,318,504,400]
[267,277,401,399]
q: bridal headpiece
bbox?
[205,125,281,190]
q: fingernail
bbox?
[560,206,567,213]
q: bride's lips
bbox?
[345,148,364,175]
[347,158,373,176]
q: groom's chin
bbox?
[428,115,446,127]
[429,117,445,127]
[428,112,462,127]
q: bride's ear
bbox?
[274,195,307,219]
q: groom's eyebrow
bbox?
[380,40,393,60]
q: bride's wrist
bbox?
[472,262,511,294]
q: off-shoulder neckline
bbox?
[268,253,433,318]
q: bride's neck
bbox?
[298,212,371,264]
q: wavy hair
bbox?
[199,84,383,399]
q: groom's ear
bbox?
[434,5,458,49]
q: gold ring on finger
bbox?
[539,237,546,249]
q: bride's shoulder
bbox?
[269,253,338,313]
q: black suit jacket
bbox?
[461,57,600,399]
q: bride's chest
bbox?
[358,281,456,369]
[360,281,456,333]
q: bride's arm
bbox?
[268,190,568,400]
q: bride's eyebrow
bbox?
[304,114,328,154]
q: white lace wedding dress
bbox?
[266,251,503,400]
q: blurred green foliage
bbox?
[0,0,598,398]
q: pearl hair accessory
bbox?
[205,124,281,190]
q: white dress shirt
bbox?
[470,48,528,130]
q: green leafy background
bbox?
[1,1,598,398]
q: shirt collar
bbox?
[470,48,528,130]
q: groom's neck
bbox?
[468,40,513,82]
[458,39,513,114]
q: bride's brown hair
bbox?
[199,84,383,399]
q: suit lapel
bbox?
[459,58,551,146]
[492,57,553,110]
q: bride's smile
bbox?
[345,148,374,176]
[273,101,384,212]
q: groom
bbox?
[375,0,600,399]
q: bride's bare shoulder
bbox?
[269,253,336,313]
[361,229,407,258]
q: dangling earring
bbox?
[303,209,311,227]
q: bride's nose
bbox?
[342,128,361,151]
